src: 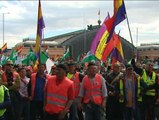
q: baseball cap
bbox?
[56,64,67,72]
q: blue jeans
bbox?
[84,102,104,120]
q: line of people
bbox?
[0,57,159,120]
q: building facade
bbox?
[137,43,159,61]
[14,38,65,60]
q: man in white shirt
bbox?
[17,67,30,120]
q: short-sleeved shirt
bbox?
[78,74,107,98]
[19,77,30,97]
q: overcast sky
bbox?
[0,1,159,48]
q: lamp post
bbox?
[2,12,9,45]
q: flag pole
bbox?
[39,46,41,64]
[39,0,41,64]
[98,9,100,20]
[36,0,45,65]
[125,14,134,48]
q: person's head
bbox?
[126,64,133,74]
[136,62,142,69]
[67,62,76,74]
[26,66,33,77]
[5,60,13,71]
[87,62,97,77]
[145,62,153,72]
[18,67,26,78]
[37,64,46,74]
[75,63,82,72]
[56,64,67,80]
[100,65,106,73]
[120,63,126,73]
[51,65,56,75]
[113,63,120,74]
[142,64,146,69]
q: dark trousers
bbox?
[84,102,104,120]
[69,101,79,120]
[155,105,159,120]
[141,96,155,120]
[45,112,68,120]
[77,109,84,120]
[106,96,123,120]
[30,100,44,120]
[6,91,18,120]
[16,98,30,120]
[124,106,142,120]
[135,102,142,120]
[68,102,84,120]
[124,107,134,120]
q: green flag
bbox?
[40,51,54,74]
[77,54,80,62]
[61,48,70,61]
[22,58,28,65]
[1,54,8,65]
[40,51,49,64]
[22,48,36,65]
[82,51,97,64]
[9,49,17,64]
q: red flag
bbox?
[105,0,126,43]
[101,33,121,61]
[110,35,125,69]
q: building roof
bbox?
[137,45,159,49]
[44,29,85,44]
[15,40,59,47]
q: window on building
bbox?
[154,48,158,50]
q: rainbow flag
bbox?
[34,0,45,60]
[1,43,7,53]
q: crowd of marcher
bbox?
[0,54,159,120]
